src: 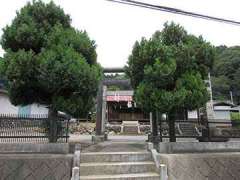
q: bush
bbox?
[231,112,240,128]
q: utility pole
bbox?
[208,72,213,105]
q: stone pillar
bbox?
[152,111,159,144]
[93,82,105,143]
[150,112,153,132]
[95,82,103,136]
[93,82,107,143]
[102,85,107,133]
[71,167,79,180]
[206,101,215,127]
[158,112,163,142]
[160,164,168,180]
[168,112,176,142]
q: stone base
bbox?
[121,121,140,135]
[123,126,139,134]
[197,137,229,142]
[92,134,108,143]
[147,133,162,143]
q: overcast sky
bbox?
[0,0,240,67]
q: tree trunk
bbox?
[48,107,58,143]
[152,111,159,144]
[168,111,176,142]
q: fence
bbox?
[0,114,70,143]
[158,119,240,141]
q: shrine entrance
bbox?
[93,67,151,142]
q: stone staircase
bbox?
[79,151,160,180]
[121,121,140,134]
[179,123,199,136]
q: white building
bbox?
[188,101,234,122]
[0,89,48,115]
[213,101,234,120]
[231,106,240,113]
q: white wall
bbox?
[0,93,48,115]
[0,93,18,114]
[30,103,48,115]
[214,106,232,111]
[214,110,231,120]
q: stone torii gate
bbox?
[92,67,132,142]
[92,67,159,143]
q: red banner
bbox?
[107,95,132,102]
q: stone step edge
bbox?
[80,172,160,179]
[81,151,149,155]
[80,161,155,167]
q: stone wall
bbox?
[0,143,69,154]
[158,153,240,180]
[0,154,73,180]
[158,142,240,153]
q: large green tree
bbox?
[212,46,240,104]
[1,1,101,117]
[126,22,215,141]
[0,57,3,77]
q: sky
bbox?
[0,0,240,67]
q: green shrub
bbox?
[231,112,240,128]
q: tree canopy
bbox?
[212,46,240,104]
[1,0,101,117]
[0,57,3,77]
[126,22,215,114]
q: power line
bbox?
[106,0,240,26]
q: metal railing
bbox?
[0,114,70,143]
[158,119,240,140]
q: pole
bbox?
[150,112,153,132]
[158,112,162,142]
[96,81,103,136]
[152,111,159,144]
[230,91,234,104]
[168,111,176,142]
[208,72,213,105]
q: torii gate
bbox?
[92,67,132,142]
[92,67,159,143]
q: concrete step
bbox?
[80,172,160,180]
[80,161,156,176]
[81,152,152,163]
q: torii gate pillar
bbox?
[92,82,107,143]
